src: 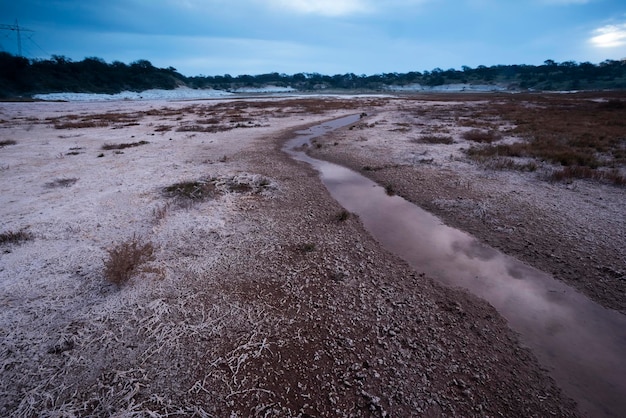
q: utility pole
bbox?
[0,20,34,56]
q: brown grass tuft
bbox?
[45,178,79,188]
[0,229,32,245]
[412,135,455,145]
[0,139,17,147]
[101,141,149,150]
[104,235,155,286]
[336,209,351,222]
[462,129,502,143]
[483,157,537,172]
[164,179,218,201]
[49,112,142,129]
[550,166,626,186]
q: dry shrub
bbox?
[101,140,149,150]
[336,209,351,222]
[152,203,170,223]
[550,166,626,186]
[45,177,79,188]
[412,135,454,144]
[0,229,32,245]
[462,129,501,143]
[164,179,218,200]
[466,141,601,168]
[411,93,625,183]
[49,112,142,129]
[484,157,537,172]
[104,236,155,286]
[0,139,17,147]
[176,124,231,133]
[384,183,396,196]
[53,120,107,129]
[297,243,316,253]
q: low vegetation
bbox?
[412,135,455,144]
[48,112,142,129]
[45,178,79,188]
[550,166,626,186]
[101,140,149,150]
[462,129,502,143]
[103,235,155,286]
[0,229,32,245]
[336,209,351,222]
[297,242,316,253]
[455,94,626,185]
[163,179,218,200]
[481,157,538,172]
[0,139,17,147]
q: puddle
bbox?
[284,115,626,418]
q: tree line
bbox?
[1,52,625,98]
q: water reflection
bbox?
[284,115,626,418]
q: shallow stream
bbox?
[284,114,626,418]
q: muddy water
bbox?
[284,115,626,418]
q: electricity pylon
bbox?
[0,20,34,56]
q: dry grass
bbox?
[0,139,17,147]
[412,135,455,145]
[466,141,602,168]
[176,124,233,133]
[152,203,170,224]
[101,140,149,150]
[550,166,626,186]
[48,112,142,129]
[103,235,155,286]
[437,93,626,184]
[336,209,351,222]
[481,157,538,172]
[0,229,32,245]
[462,129,502,143]
[45,178,79,188]
[163,179,218,200]
[297,243,316,253]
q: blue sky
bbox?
[1,0,625,76]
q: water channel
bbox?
[283,114,626,418]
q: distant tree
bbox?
[131,59,154,70]
[2,51,626,97]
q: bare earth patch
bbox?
[1,95,616,416]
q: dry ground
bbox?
[1,94,619,416]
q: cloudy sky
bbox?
[1,0,625,76]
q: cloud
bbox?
[590,23,626,48]
[264,0,371,16]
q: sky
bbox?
[1,0,625,77]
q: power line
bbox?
[0,19,35,57]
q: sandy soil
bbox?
[0,96,591,416]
